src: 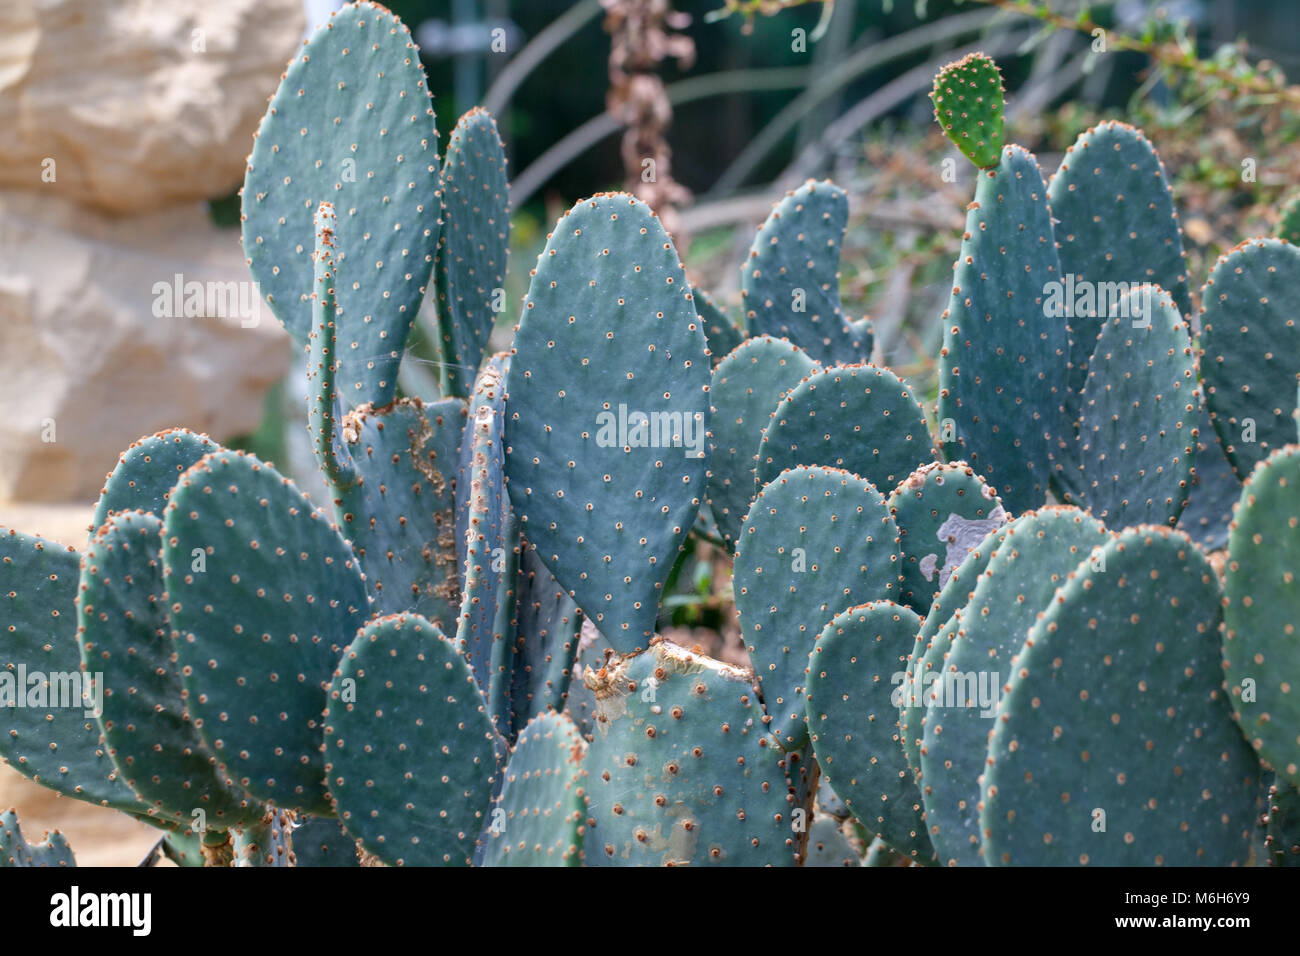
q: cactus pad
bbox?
[92,429,220,530]
[929,53,1005,169]
[1,529,145,815]
[1074,285,1199,528]
[435,107,510,399]
[937,145,1066,515]
[734,465,902,751]
[480,710,586,866]
[1222,445,1300,785]
[0,810,75,868]
[1199,238,1300,480]
[756,363,933,495]
[78,511,260,831]
[887,461,1006,615]
[584,638,796,866]
[241,2,440,410]
[920,507,1109,866]
[162,450,369,815]
[806,601,935,861]
[324,613,498,866]
[706,335,817,549]
[503,194,711,653]
[741,180,867,365]
[981,527,1260,865]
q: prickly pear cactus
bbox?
[898,529,1006,785]
[78,511,260,832]
[981,527,1261,866]
[1072,285,1199,528]
[937,145,1067,514]
[920,507,1110,866]
[241,1,441,410]
[0,810,75,868]
[734,465,902,751]
[1222,445,1300,785]
[1,529,148,816]
[741,181,868,365]
[929,53,1005,169]
[435,107,510,399]
[706,335,817,549]
[886,461,1006,615]
[161,449,369,815]
[1199,239,1300,480]
[503,193,710,654]
[92,429,219,530]
[479,710,587,866]
[756,363,933,496]
[324,613,498,866]
[806,601,935,862]
[583,638,796,866]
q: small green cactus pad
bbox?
[740,180,868,366]
[756,364,933,496]
[981,527,1261,866]
[1264,783,1300,866]
[1048,122,1192,410]
[806,601,935,862]
[290,815,361,867]
[78,511,259,831]
[509,545,584,736]
[456,355,516,729]
[584,638,796,866]
[241,2,440,410]
[1176,405,1241,550]
[1200,238,1300,480]
[929,53,1005,169]
[0,810,75,868]
[435,107,510,399]
[1223,445,1300,785]
[233,808,295,867]
[503,193,711,654]
[480,710,586,866]
[1074,285,1199,528]
[335,397,466,631]
[0,529,145,815]
[898,531,1006,786]
[938,145,1066,515]
[92,429,220,531]
[696,289,745,367]
[162,449,369,815]
[706,335,818,549]
[1278,193,1300,246]
[805,815,860,867]
[324,613,498,866]
[920,508,1110,866]
[887,461,1007,615]
[734,465,903,751]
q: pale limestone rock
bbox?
[0,0,305,214]
[0,190,291,502]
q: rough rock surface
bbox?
[0,190,291,502]
[0,0,305,214]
